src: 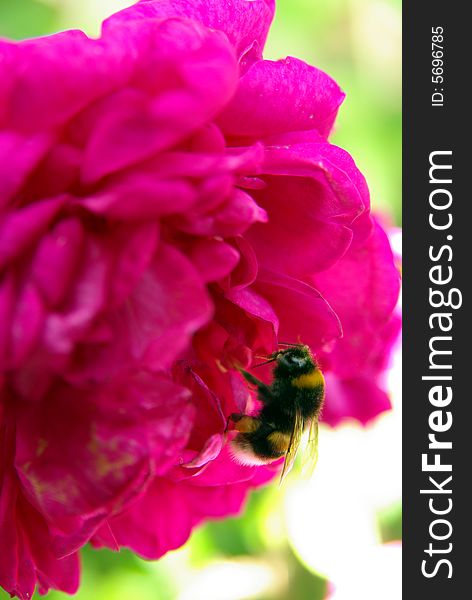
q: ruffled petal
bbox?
[0,196,64,270]
[107,0,275,59]
[255,269,342,352]
[0,422,80,600]
[0,131,52,211]
[1,31,131,132]
[316,221,400,378]
[91,468,270,560]
[322,373,392,427]
[215,287,278,353]
[8,283,46,368]
[245,142,370,277]
[65,242,213,383]
[81,19,238,183]
[14,372,193,557]
[218,57,344,139]
[31,217,85,308]
[185,238,240,283]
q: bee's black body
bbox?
[230,344,325,472]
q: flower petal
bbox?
[244,142,370,277]
[14,372,193,557]
[0,196,64,270]
[175,188,267,237]
[92,475,250,560]
[43,235,111,355]
[255,269,342,352]
[8,283,45,368]
[185,238,240,283]
[173,365,226,455]
[65,242,213,383]
[315,221,400,378]
[1,31,131,132]
[0,274,15,366]
[107,0,275,59]
[223,236,258,291]
[0,469,36,600]
[17,495,80,597]
[0,131,51,211]
[0,424,80,600]
[218,57,344,139]
[31,217,85,308]
[322,373,392,427]
[81,19,238,183]
[216,286,278,353]
[82,175,196,220]
[108,223,159,307]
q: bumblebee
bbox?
[229,343,325,481]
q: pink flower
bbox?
[0,0,400,597]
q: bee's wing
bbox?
[301,417,319,479]
[279,407,304,484]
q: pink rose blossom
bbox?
[0,0,400,597]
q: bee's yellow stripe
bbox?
[267,431,291,453]
[292,369,325,389]
[234,416,260,433]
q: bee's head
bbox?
[274,345,315,377]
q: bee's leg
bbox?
[239,368,267,388]
[239,369,274,404]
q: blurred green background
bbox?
[0,1,402,599]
